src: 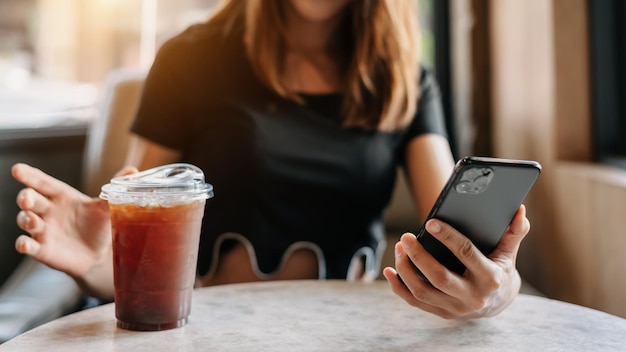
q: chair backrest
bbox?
[81,69,146,197]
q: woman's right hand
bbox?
[11,163,137,298]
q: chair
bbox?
[0,69,146,343]
[0,259,83,343]
[82,68,147,196]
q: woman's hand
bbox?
[11,163,137,296]
[383,205,530,319]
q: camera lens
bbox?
[455,181,472,193]
[474,175,489,189]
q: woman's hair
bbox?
[209,0,421,131]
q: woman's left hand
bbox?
[382,205,531,319]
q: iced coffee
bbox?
[100,163,213,331]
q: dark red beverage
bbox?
[110,201,205,331]
[101,163,213,331]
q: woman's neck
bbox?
[283,3,346,55]
[281,2,349,93]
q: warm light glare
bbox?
[140,0,158,69]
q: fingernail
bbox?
[394,242,403,256]
[18,212,29,229]
[15,236,28,253]
[21,214,31,230]
[400,234,413,248]
[427,220,441,233]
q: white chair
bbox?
[0,69,148,343]
[81,68,146,197]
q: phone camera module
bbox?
[455,167,494,194]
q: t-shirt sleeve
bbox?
[396,67,449,166]
[130,33,199,150]
[404,67,448,140]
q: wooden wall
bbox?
[489,0,626,317]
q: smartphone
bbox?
[414,156,542,276]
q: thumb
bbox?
[492,205,530,259]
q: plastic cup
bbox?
[100,163,213,331]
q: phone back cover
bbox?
[417,157,541,274]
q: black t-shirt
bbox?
[131,21,448,280]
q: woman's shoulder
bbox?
[156,20,243,68]
[172,20,231,45]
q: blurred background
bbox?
[0,0,625,341]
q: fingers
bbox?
[388,212,530,319]
[424,220,501,288]
[17,210,46,234]
[12,163,73,199]
[384,242,463,319]
[399,233,458,287]
[398,233,468,297]
[383,266,454,318]
[15,234,42,257]
[16,188,52,215]
[16,187,51,243]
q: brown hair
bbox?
[209,0,421,131]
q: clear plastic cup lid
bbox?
[99,163,214,206]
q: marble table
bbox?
[1,280,625,351]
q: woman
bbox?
[12,0,530,319]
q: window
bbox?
[418,0,436,70]
[1,0,453,138]
[589,0,626,168]
[0,0,218,83]
[0,0,218,130]
[418,0,457,158]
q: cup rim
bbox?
[99,163,214,204]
